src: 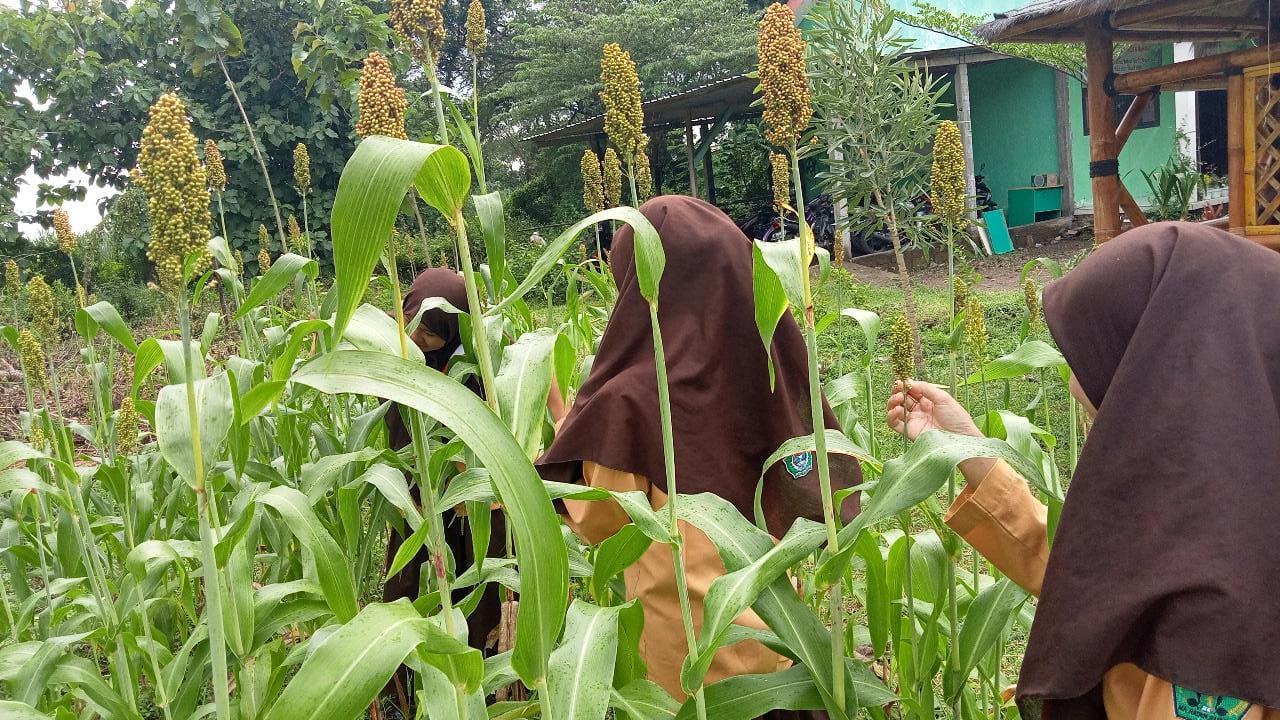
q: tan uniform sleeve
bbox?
[944,460,1050,597]
[562,462,649,546]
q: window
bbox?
[1081,88,1160,135]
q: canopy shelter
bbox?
[978,0,1279,247]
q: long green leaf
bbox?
[256,486,358,622]
[237,253,317,319]
[474,192,507,297]
[328,136,470,343]
[155,373,233,488]
[590,524,651,602]
[943,578,1028,701]
[262,600,479,720]
[611,680,680,720]
[495,328,557,458]
[292,349,567,686]
[0,700,50,720]
[547,600,625,720]
[75,301,137,352]
[961,340,1068,385]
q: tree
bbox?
[0,0,398,262]
[807,0,947,375]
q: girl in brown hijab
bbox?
[384,268,502,652]
[886,222,1280,720]
[537,195,862,698]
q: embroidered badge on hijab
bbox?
[1173,686,1251,720]
[783,451,814,479]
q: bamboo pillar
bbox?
[1085,22,1122,243]
[955,61,979,221]
[1227,70,1246,234]
[685,117,699,200]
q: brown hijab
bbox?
[536,195,860,535]
[1025,222,1280,717]
[387,267,471,450]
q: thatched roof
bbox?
[978,0,1270,43]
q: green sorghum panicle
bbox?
[603,148,623,208]
[1024,278,1040,327]
[889,314,914,385]
[26,275,55,338]
[757,3,812,147]
[234,250,245,277]
[634,147,653,202]
[581,149,605,214]
[75,283,87,309]
[53,208,76,253]
[965,297,987,361]
[287,215,304,253]
[600,43,645,157]
[466,0,486,56]
[355,51,408,140]
[258,224,272,272]
[293,143,311,196]
[18,328,49,392]
[930,120,967,228]
[953,276,969,318]
[5,259,20,296]
[770,152,790,209]
[136,92,212,290]
[205,139,227,192]
[116,395,139,456]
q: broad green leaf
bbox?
[0,700,50,720]
[824,372,864,408]
[75,301,137,352]
[329,136,470,343]
[256,486,358,622]
[495,329,557,458]
[611,680,680,720]
[262,601,479,720]
[962,340,1068,385]
[0,441,45,470]
[155,373,233,488]
[853,532,890,657]
[943,578,1028,701]
[342,303,424,365]
[351,463,424,531]
[750,241,789,388]
[547,601,625,720]
[590,524,651,602]
[236,253,318,319]
[492,208,660,313]
[292,350,568,686]
[474,192,507,298]
[611,491,673,545]
[760,430,881,478]
[676,662,892,720]
[683,519,826,691]
[754,239,805,310]
[840,308,881,355]
[299,448,383,504]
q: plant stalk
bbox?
[451,209,499,414]
[218,56,286,246]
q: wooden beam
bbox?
[1160,77,1230,93]
[1117,182,1149,227]
[1116,92,1154,149]
[1114,44,1280,95]
[1227,71,1246,234]
[1125,17,1268,33]
[1054,71,1076,218]
[955,61,978,222]
[1109,0,1243,28]
[1086,22,1122,244]
[684,117,698,200]
[1017,29,1256,43]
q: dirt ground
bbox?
[844,236,1093,290]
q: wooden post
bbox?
[1115,91,1153,149]
[1085,22,1121,243]
[1227,70,1246,235]
[684,117,699,199]
[1054,71,1076,217]
[955,61,978,221]
[1117,182,1149,227]
[702,123,717,205]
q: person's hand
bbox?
[886,380,981,442]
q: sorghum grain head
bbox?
[603,148,623,208]
[355,51,408,140]
[136,92,212,289]
[600,43,645,157]
[581,149,605,214]
[757,3,812,147]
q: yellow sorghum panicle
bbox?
[770,152,790,210]
[466,0,486,56]
[390,0,445,65]
[965,297,987,360]
[889,314,914,385]
[29,423,45,449]
[53,208,76,253]
[293,142,311,196]
[581,149,605,213]
[600,43,645,157]
[953,275,969,318]
[356,52,408,140]
[603,148,622,208]
[1024,279,1040,327]
[136,93,212,289]
[18,328,49,392]
[234,249,245,277]
[634,148,653,201]
[287,215,304,252]
[258,224,271,272]
[5,259,20,296]
[26,275,54,338]
[76,283,87,309]
[116,395,139,456]
[438,250,451,269]
[204,139,227,192]
[757,3,812,147]
[930,120,967,228]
